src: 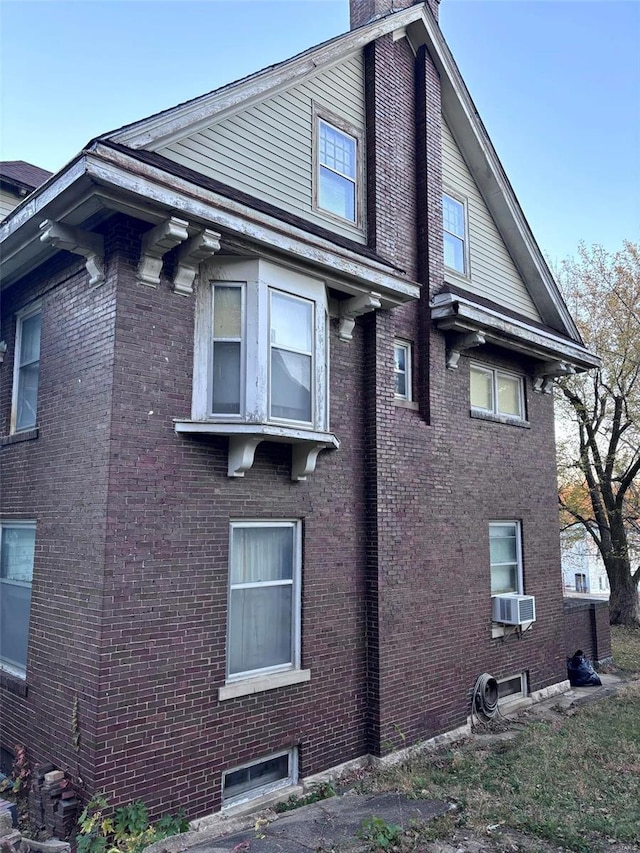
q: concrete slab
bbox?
[183,792,452,853]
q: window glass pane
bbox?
[443,195,465,237]
[1,527,36,582]
[491,565,517,594]
[497,374,522,417]
[16,364,40,431]
[271,293,312,353]
[498,677,523,699]
[224,754,289,801]
[319,167,355,222]
[231,526,294,584]
[213,287,242,338]
[212,342,241,414]
[229,585,292,674]
[470,368,493,410]
[271,350,312,422]
[319,122,355,178]
[0,526,35,674]
[394,345,406,373]
[20,313,41,364]
[395,371,407,398]
[443,233,465,273]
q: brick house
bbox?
[1,0,598,819]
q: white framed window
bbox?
[211,284,244,416]
[194,259,328,433]
[470,363,525,421]
[270,291,314,424]
[227,520,301,681]
[223,748,297,808]
[497,673,526,705]
[0,522,36,678]
[490,521,523,595]
[316,117,358,224]
[394,340,412,401]
[442,193,468,275]
[575,573,587,593]
[11,305,42,433]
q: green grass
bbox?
[611,624,640,674]
[362,681,640,851]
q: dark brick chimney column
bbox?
[350,0,439,29]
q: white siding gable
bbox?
[442,119,541,322]
[0,188,22,218]
[158,54,365,243]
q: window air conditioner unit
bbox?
[492,594,536,626]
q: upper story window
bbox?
[316,118,358,224]
[489,521,523,595]
[0,521,36,678]
[11,305,41,433]
[394,340,412,401]
[470,363,525,421]
[199,259,327,431]
[442,193,467,275]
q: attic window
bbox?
[316,117,359,224]
[443,193,468,275]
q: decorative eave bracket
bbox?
[0,341,7,364]
[174,420,339,482]
[173,229,221,296]
[446,331,486,369]
[228,435,336,481]
[137,216,190,287]
[533,360,576,394]
[338,292,382,342]
[39,219,105,286]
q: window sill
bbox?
[174,421,339,481]
[471,409,530,428]
[219,669,311,701]
[0,427,39,447]
[394,399,419,410]
[1,668,28,696]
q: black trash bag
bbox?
[567,649,602,687]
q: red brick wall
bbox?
[0,247,117,794]
[564,599,612,665]
[2,23,569,822]
[350,0,438,29]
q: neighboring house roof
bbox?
[0,160,53,193]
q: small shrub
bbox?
[357,815,402,850]
[76,796,189,853]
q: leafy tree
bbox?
[556,241,640,626]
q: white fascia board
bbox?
[1,145,419,305]
[406,14,582,342]
[86,144,419,302]
[106,5,429,151]
[431,291,600,370]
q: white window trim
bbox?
[0,520,36,679]
[489,520,524,597]
[210,282,246,418]
[312,105,363,229]
[497,673,527,706]
[10,303,42,435]
[442,190,470,278]
[470,362,527,424]
[222,748,298,810]
[225,519,302,686]
[393,340,412,402]
[193,258,329,432]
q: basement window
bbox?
[497,674,526,705]
[222,749,297,808]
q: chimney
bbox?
[349,0,438,29]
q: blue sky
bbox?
[1,0,638,264]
